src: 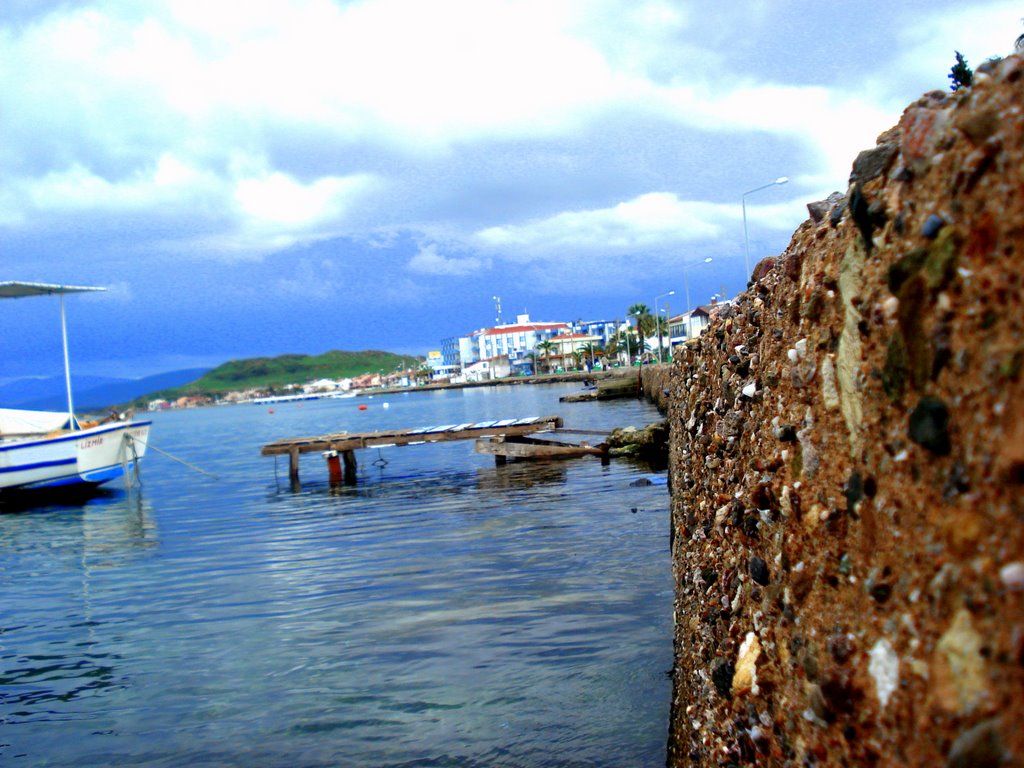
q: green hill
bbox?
[139,349,422,402]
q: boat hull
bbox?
[0,420,151,491]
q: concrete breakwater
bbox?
[666,56,1024,765]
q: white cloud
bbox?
[408,244,486,276]
[476,193,730,257]
[233,170,377,229]
[270,258,346,301]
[887,1,1021,89]
[0,0,1017,274]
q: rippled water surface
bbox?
[1,384,671,767]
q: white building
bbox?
[546,332,603,370]
[669,299,732,348]
[474,314,568,373]
[459,357,512,383]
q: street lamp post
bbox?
[683,257,713,342]
[654,290,675,363]
[742,176,788,279]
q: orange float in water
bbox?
[358,404,368,411]
[268,408,275,414]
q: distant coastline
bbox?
[369,367,633,396]
[149,368,638,412]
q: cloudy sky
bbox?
[1,0,1018,380]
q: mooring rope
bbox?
[122,432,142,490]
[128,435,220,480]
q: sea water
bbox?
[0,383,672,767]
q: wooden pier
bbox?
[260,415,612,488]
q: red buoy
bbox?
[358,404,368,411]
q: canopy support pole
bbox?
[60,293,75,429]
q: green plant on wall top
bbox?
[949,50,973,91]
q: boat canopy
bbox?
[1,281,106,428]
[0,408,78,435]
[0,281,106,299]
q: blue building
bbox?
[440,336,461,368]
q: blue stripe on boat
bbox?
[0,457,77,474]
[7,461,133,490]
[0,420,152,454]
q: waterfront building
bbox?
[426,350,460,381]
[443,314,620,377]
[668,299,734,348]
[547,332,603,371]
[474,314,567,372]
[567,319,618,346]
[440,336,461,368]
[458,334,480,368]
[460,356,511,383]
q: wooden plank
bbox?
[261,415,564,456]
[474,436,606,460]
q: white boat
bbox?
[0,282,152,494]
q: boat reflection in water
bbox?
[0,492,158,724]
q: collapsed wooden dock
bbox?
[261,415,608,488]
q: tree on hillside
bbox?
[949,50,973,91]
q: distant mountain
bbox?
[145,350,422,401]
[0,375,124,408]
[5,351,423,412]
[6,368,210,412]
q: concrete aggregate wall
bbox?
[667,55,1024,766]
[641,363,673,413]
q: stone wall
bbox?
[640,363,673,413]
[667,55,1024,766]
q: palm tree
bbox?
[579,342,602,369]
[614,328,641,363]
[535,339,556,374]
[604,335,620,365]
[651,313,671,362]
[415,363,433,385]
[628,303,654,364]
